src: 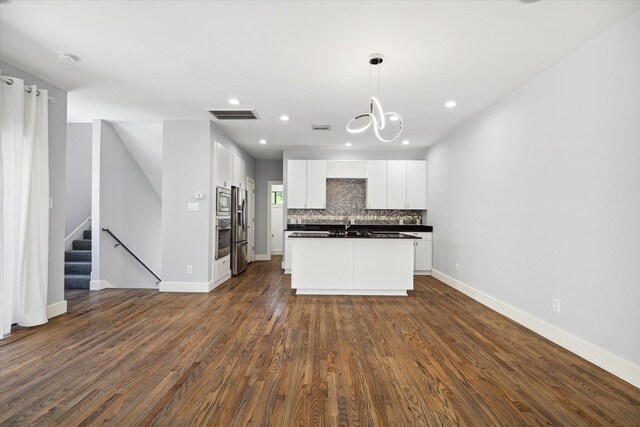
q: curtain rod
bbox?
[1,76,57,103]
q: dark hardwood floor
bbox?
[1,256,638,426]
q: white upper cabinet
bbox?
[386,160,427,210]
[216,142,232,189]
[233,154,246,188]
[287,160,308,208]
[387,160,407,209]
[366,160,387,209]
[306,160,327,209]
[287,160,327,209]
[406,161,426,210]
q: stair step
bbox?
[65,274,90,289]
[83,229,92,240]
[72,239,92,250]
[65,261,92,275]
[65,250,91,262]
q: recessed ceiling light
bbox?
[57,53,78,64]
[280,114,290,121]
[228,98,241,105]
[445,100,457,108]
[389,115,399,121]
[402,140,410,145]
[345,142,352,147]
[259,139,267,145]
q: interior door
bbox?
[271,205,284,253]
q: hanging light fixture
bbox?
[346,53,403,142]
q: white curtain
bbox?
[0,74,50,337]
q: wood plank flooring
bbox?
[1,256,639,426]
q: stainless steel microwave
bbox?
[216,187,231,216]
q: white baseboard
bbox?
[255,254,270,261]
[46,300,68,319]
[159,279,218,293]
[414,270,432,276]
[271,249,283,255]
[90,279,115,290]
[65,217,91,251]
[296,289,407,296]
[431,269,640,389]
[212,274,230,290]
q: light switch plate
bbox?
[187,202,200,211]
[49,197,53,209]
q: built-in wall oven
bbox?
[216,187,231,217]
[216,218,231,259]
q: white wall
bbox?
[162,120,212,285]
[65,123,92,236]
[426,12,640,383]
[1,60,67,307]
[92,120,161,288]
[255,160,283,255]
[161,120,256,288]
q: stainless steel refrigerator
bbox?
[231,186,248,276]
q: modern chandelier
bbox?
[346,53,403,143]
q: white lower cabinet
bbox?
[214,255,231,283]
[406,232,433,273]
[353,240,413,290]
[290,238,414,295]
[284,230,315,272]
[284,231,294,271]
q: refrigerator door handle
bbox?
[241,199,247,230]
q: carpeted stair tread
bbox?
[83,229,92,239]
[65,250,91,262]
[72,239,92,250]
[65,262,92,275]
[65,274,90,289]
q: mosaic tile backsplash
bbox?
[288,179,424,224]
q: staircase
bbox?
[65,229,92,289]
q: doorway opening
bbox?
[267,181,284,259]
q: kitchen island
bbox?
[288,231,419,296]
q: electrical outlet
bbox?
[455,262,459,272]
[194,192,206,200]
[187,265,193,274]
[552,298,560,313]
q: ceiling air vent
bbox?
[312,124,331,131]
[209,109,260,120]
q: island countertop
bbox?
[287,223,433,232]
[288,231,420,239]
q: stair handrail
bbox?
[101,228,161,283]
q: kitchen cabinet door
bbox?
[406,161,426,209]
[387,160,407,209]
[366,160,387,209]
[287,160,307,208]
[284,231,294,271]
[414,233,433,271]
[306,160,327,209]
[233,154,246,188]
[216,142,232,189]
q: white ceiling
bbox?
[1,1,639,159]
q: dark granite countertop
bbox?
[288,231,420,239]
[287,223,433,232]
